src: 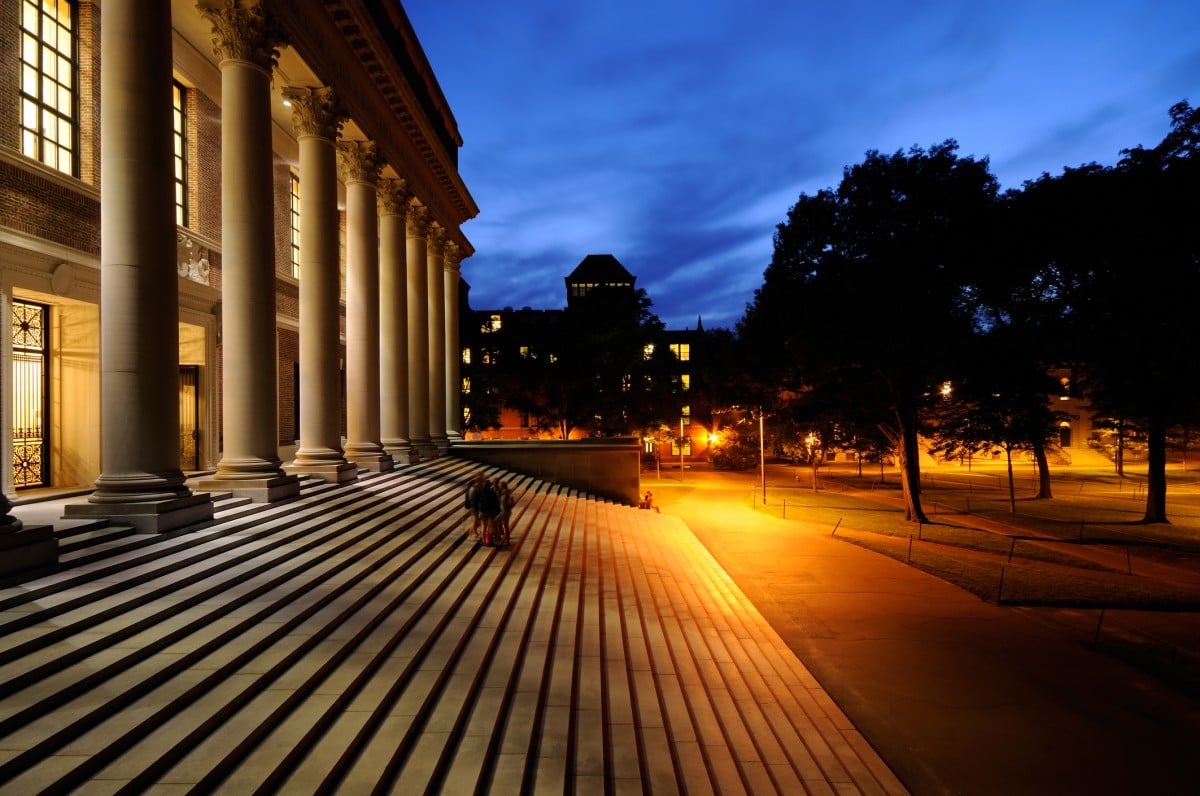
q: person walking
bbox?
[464,474,486,540]
[476,478,501,545]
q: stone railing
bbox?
[448,437,641,506]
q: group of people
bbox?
[464,474,515,546]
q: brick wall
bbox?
[0,159,100,254]
[76,1,99,187]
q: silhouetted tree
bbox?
[741,141,998,521]
[1038,101,1200,522]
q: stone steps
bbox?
[0,457,906,794]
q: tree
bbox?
[1041,102,1200,522]
[741,141,999,522]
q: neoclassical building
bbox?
[0,0,476,549]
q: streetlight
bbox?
[805,431,820,493]
[759,409,766,502]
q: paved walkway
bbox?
[650,466,1200,796]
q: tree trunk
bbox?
[881,419,927,523]
[900,425,928,522]
[1005,446,1016,513]
[1143,412,1169,523]
[1032,440,1052,499]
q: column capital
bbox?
[199,1,284,71]
[378,178,413,216]
[281,86,346,140]
[336,140,383,185]
[444,241,462,272]
[406,203,431,238]
[427,223,447,256]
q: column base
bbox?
[345,452,394,473]
[196,475,301,504]
[432,434,450,454]
[64,493,215,533]
[285,460,360,484]
[0,524,57,577]
[389,450,419,465]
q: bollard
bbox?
[831,518,842,537]
[782,498,787,519]
[1008,537,1016,563]
[1093,608,1106,643]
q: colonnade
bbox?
[58,0,467,534]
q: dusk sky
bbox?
[404,1,1200,331]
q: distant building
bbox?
[462,254,712,460]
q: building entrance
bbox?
[12,299,50,488]
[180,365,200,471]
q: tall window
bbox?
[671,343,690,361]
[289,172,301,277]
[20,0,76,175]
[172,81,188,226]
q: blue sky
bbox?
[404,1,1200,330]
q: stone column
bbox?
[379,179,415,463]
[444,243,464,442]
[65,0,213,532]
[338,141,392,472]
[282,86,356,483]
[197,2,299,502]
[406,204,434,458]
[427,225,449,452]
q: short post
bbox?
[831,518,841,537]
[782,498,787,519]
[1008,537,1016,563]
[997,566,1006,603]
[1093,608,1106,643]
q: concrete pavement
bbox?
[650,465,1200,795]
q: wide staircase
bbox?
[0,458,905,795]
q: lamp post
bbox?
[759,409,766,502]
[679,415,685,481]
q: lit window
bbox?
[489,314,502,332]
[682,405,691,426]
[520,346,532,359]
[20,0,76,175]
[289,171,301,278]
[671,343,690,361]
[643,343,655,361]
[461,377,471,395]
[461,347,471,365]
[671,437,693,456]
[680,374,691,391]
[622,374,631,392]
[172,82,189,226]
